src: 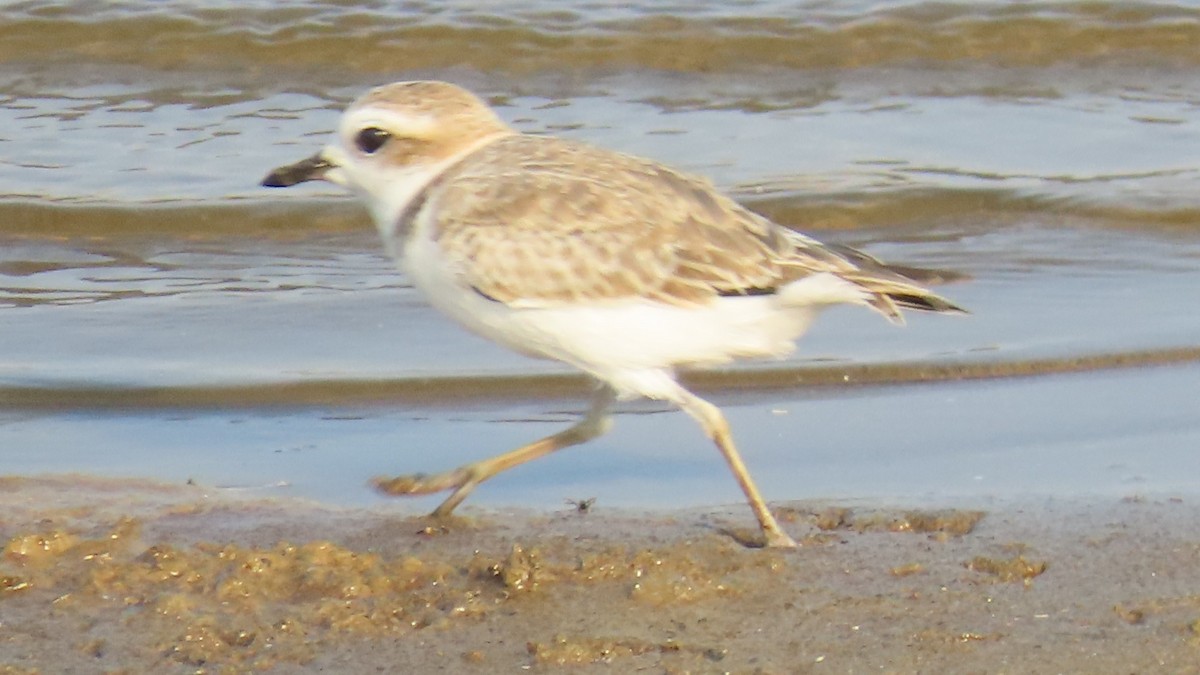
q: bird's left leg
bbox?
[373,385,617,517]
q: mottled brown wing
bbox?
[426,135,848,307]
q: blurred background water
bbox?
[1,0,1198,511]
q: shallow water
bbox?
[1,0,1198,509]
[2,361,1197,513]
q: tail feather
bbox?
[888,291,967,314]
[773,231,968,322]
[821,242,967,320]
[824,243,969,284]
[852,274,967,324]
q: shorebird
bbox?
[262,81,964,548]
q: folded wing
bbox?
[426,135,964,320]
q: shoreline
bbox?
[2,475,1198,672]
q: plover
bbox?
[262,81,964,548]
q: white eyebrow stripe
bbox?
[339,108,439,140]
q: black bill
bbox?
[261,154,333,188]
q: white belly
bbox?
[401,234,823,382]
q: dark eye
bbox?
[354,127,391,154]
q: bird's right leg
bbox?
[667,384,798,549]
[373,385,617,517]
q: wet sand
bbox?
[2,476,1198,673]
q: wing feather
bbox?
[423,134,963,317]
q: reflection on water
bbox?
[5,80,1200,208]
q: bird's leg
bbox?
[670,386,798,549]
[373,386,617,517]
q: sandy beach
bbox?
[2,475,1198,673]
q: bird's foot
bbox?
[371,467,480,517]
[372,466,479,495]
[764,528,798,549]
